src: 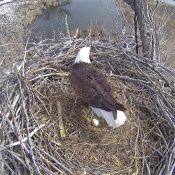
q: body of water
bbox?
[31,0,121,37]
[161,0,175,6]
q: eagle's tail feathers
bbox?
[90,107,127,129]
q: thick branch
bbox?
[123,0,158,61]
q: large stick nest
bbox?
[0,35,175,175]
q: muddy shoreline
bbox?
[0,0,61,68]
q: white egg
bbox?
[91,119,99,126]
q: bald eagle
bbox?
[69,47,127,128]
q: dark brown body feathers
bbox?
[69,63,126,112]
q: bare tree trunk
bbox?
[123,0,159,61]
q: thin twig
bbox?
[0,124,45,151]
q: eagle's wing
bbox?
[70,63,126,111]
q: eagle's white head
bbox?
[74,47,91,64]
